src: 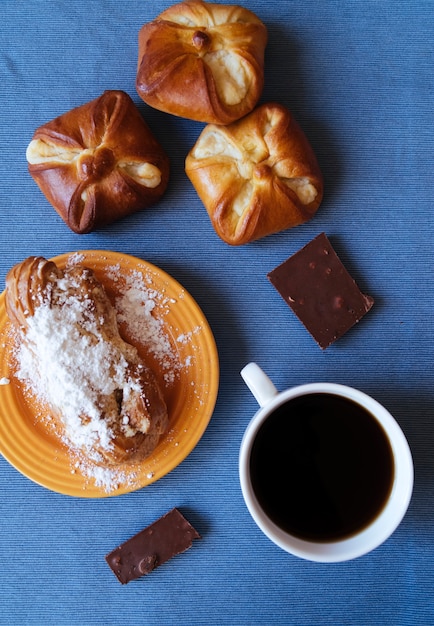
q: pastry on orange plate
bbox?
[185,102,324,245]
[136,1,267,124]
[5,256,169,466]
[26,90,170,234]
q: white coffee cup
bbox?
[239,363,414,563]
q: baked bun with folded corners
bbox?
[185,102,324,245]
[5,256,169,467]
[26,90,170,234]
[136,1,267,125]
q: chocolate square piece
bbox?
[105,508,200,584]
[267,232,374,349]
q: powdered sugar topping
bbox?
[15,274,143,459]
[111,267,181,384]
[11,256,200,493]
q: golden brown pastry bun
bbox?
[5,257,169,466]
[26,90,170,234]
[136,1,267,124]
[185,102,324,245]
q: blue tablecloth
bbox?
[1,1,433,624]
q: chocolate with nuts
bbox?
[267,232,374,349]
[105,508,200,584]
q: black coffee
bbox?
[250,393,394,542]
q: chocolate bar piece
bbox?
[267,232,374,349]
[105,508,200,584]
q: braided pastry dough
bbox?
[26,90,169,234]
[185,103,324,245]
[5,257,169,466]
[136,1,267,124]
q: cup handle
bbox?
[241,362,279,408]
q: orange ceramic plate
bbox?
[0,250,219,497]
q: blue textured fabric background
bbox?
[1,1,433,624]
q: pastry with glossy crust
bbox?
[185,102,324,245]
[5,256,169,466]
[26,90,169,234]
[136,1,267,124]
